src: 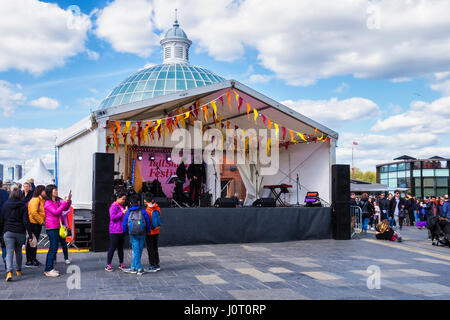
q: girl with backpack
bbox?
[0,188,34,281]
[105,192,128,272]
[122,194,150,275]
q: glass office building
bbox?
[376,156,450,198]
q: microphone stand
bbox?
[255,168,260,200]
[211,158,218,205]
[296,173,300,206]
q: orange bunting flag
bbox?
[202,105,208,122]
[289,129,296,143]
[130,126,136,145]
[226,91,232,110]
[246,103,251,119]
[314,128,318,135]
[226,121,231,129]
[114,121,121,135]
[267,119,272,130]
[211,100,218,119]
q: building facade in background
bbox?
[0,164,3,181]
[376,156,450,198]
[7,167,14,181]
[14,165,23,181]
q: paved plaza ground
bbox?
[1,226,449,300]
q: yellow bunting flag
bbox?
[274,123,279,137]
[185,111,190,119]
[155,119,161,131]
[233,89,239,103]
[211,100,218,119]
[267,137,271,156]
[253,108,258,124]
[296,132,307,142]
[124,121,131,134]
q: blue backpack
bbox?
[150,210,161,230]
[127,209,147,235]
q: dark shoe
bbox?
[33,260,42,267]
[397,237,403,243]
[25,262,37,268]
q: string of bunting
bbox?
[105,90,331,153]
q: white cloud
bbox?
[119,0,450,86]
[371,97,450,134]
[0,81,27,117]
[332,82,350,93]
[78,97,102,109]
[336,131,449,171]
[282,97,380,127]
[0,0,92,74]
[0,80,62,116]
[248,74,274,84]
[86,49,100,61]
[94,0,160,58]
[29,97,60,110]
[0,127,61,172]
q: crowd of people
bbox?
[351,190,450,242]
[0,179,72,280]
[0,178,163,282]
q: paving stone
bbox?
[227,288,310,300]
[301,271,341,281]
[196,274,227,285]
[235,268,285,282]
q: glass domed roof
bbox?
[99,63,226,109]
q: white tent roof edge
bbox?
[91,79,338,140]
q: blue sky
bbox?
[1,0,450,178]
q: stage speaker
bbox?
[214,197,236,208]
[92,152,114,252]
[252,198,276,207]
[331,164,351,240]
[200,193,212,207]
[153,197,171,208]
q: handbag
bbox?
[59,220,68,239]
[29,234,37,248]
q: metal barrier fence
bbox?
[350,206,362,239]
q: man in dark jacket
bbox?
[187,162,206,207]
[378,193,389,220]
[0,188,33,280]
[388,190,406,237]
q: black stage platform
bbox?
[158,206,332,247]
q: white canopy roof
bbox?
[18,159,55,186]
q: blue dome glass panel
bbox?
[99,63,226,109]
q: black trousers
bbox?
[107,233,125,265]
[189,180,202,206]
[26,223,42,263]
[408,210,415,225]
[145,234,159,266]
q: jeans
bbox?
[394,215,403,236]
[26,223,42,263]
[130,235,145,271]
[58,236,69,261]
[107,233,125,265]
[3,232,26,273]
[45,229,60,272]
[362,218,369,232]
[145,234,159,266]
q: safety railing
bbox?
[350,206,362,239]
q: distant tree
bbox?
[352,167,376,183]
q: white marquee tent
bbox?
[18,158,55,186]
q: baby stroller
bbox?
[427,216,450,247]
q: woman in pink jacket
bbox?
[43,185,72,277]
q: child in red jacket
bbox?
[143,193,161,272]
